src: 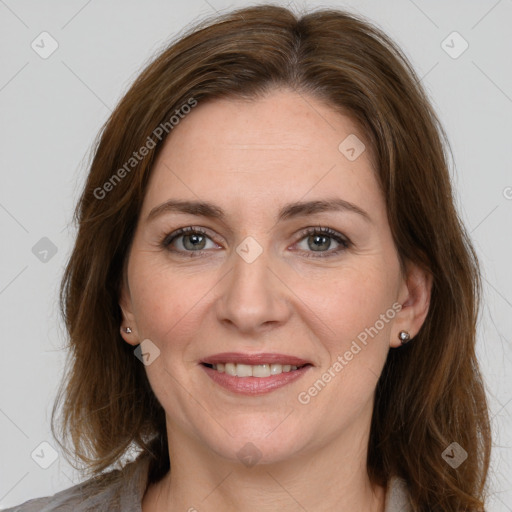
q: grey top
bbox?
[2,453,413,511]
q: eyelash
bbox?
[160,226,351,259]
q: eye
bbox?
[161,225,351,258]
[294,226,351,258]
[161,226,220,255]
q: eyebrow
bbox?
[146,198,371,224]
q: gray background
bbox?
[0,0,511,509]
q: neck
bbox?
[143,418,386,512]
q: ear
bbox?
[119,272,139,347]
[391,261,432,348]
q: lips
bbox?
[199,352,313,395]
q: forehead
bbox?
[142,89,383,220]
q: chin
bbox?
[203,423,311,466]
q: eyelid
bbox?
[294,225,350,244]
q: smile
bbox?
[203,362,306,377]
[199,353,313,395]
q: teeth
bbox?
[236,364,253,377]
[211,362,301,377]
[270,364,282,375]
[253,364,270,377]
[225,363,236,376]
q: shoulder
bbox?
[0,471,124,512]
[1,453,152,512]
[384,476,413,512]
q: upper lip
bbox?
[201,352,312,366]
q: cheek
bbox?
[295,272,395,408]
[295,261,398,345]
[129,239,400,354]
[128,254,218,346]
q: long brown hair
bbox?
[52,5,491,510]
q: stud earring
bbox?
[399,330,411,345]
[123,327,132,334]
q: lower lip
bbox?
[200,364,312,395]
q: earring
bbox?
[123,327,132,334]
[399,330,411,345]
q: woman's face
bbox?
[120,88,426,466]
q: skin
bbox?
[119,88,431,512]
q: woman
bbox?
[5,4,491,511]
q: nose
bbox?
[215,241,292,335]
